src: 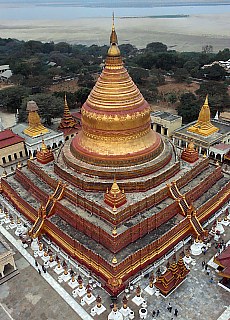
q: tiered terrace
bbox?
[1,154,229,295]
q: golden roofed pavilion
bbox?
[188,96,219,137]
[23,101,49,137]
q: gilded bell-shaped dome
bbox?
[71,18,162,167]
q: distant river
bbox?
[0,3,230,20]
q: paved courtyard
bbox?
[0,203,230,320]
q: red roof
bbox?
[0,129,24,149]
[213,143,230,151]
[215,246,230,278]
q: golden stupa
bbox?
[188,96,218,136]
[24,101,49,137]
[71,17,162,167]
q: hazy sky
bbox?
[0,0,229,4]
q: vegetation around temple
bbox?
[0,38,229,124]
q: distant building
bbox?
[172,96,230,159]
[0,65,10,74]
[0,65,12,82]
[0,129,26,166]
[0,235,16,278]
[150,111,182,137]
[12,101,64,157]
[202,59,230,74]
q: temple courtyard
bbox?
[0,201,230,320]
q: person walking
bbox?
[156,310,160,317]
[202,261,205,269]
[174,308,178,317]
[152,310,156,317]
[167,303,172,313]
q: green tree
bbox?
[146,42,167,53]
[173,68,189,83]
[140,84,158,103]
[75,87,91,106]
[202,64,226,81]
[177,93,200,123]
[0,86,30,113]
[128,67,149,85]
[215,48,230,61]
[196,81,229,113]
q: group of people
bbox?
[152,303,179,318]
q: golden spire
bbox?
[110,176,120,195]
[108,13,120,57]
[110,12,118,45]
[188,95,219,136]
[41,139,48,152]
[64,93,71,116]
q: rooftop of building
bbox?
[0,129,24,149]
[173,119,230,145]
[12,123,63,147]
[151,111,182,122]
[210,143,230,151]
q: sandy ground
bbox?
[0,14,230,51]
[0,110,16,129]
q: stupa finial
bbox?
[110,13,118,45]
[41,138,48,152]
[204,94,208,106]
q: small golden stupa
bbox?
[36,139,54,164]
[181,140,199,163]
[188,95,218,136]
[24,101,49,137]
[104,177,127,208]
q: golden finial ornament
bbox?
[112,226,117,236]
[110,12,118,45]
[113,205,117,212]
[187,141,195,151]
[111,177,120,195]
[17,161,22,169]
[108,13,120,57]
[112,256,117,264]
[203,152,207,158]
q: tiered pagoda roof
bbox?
[58,94,79,136]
